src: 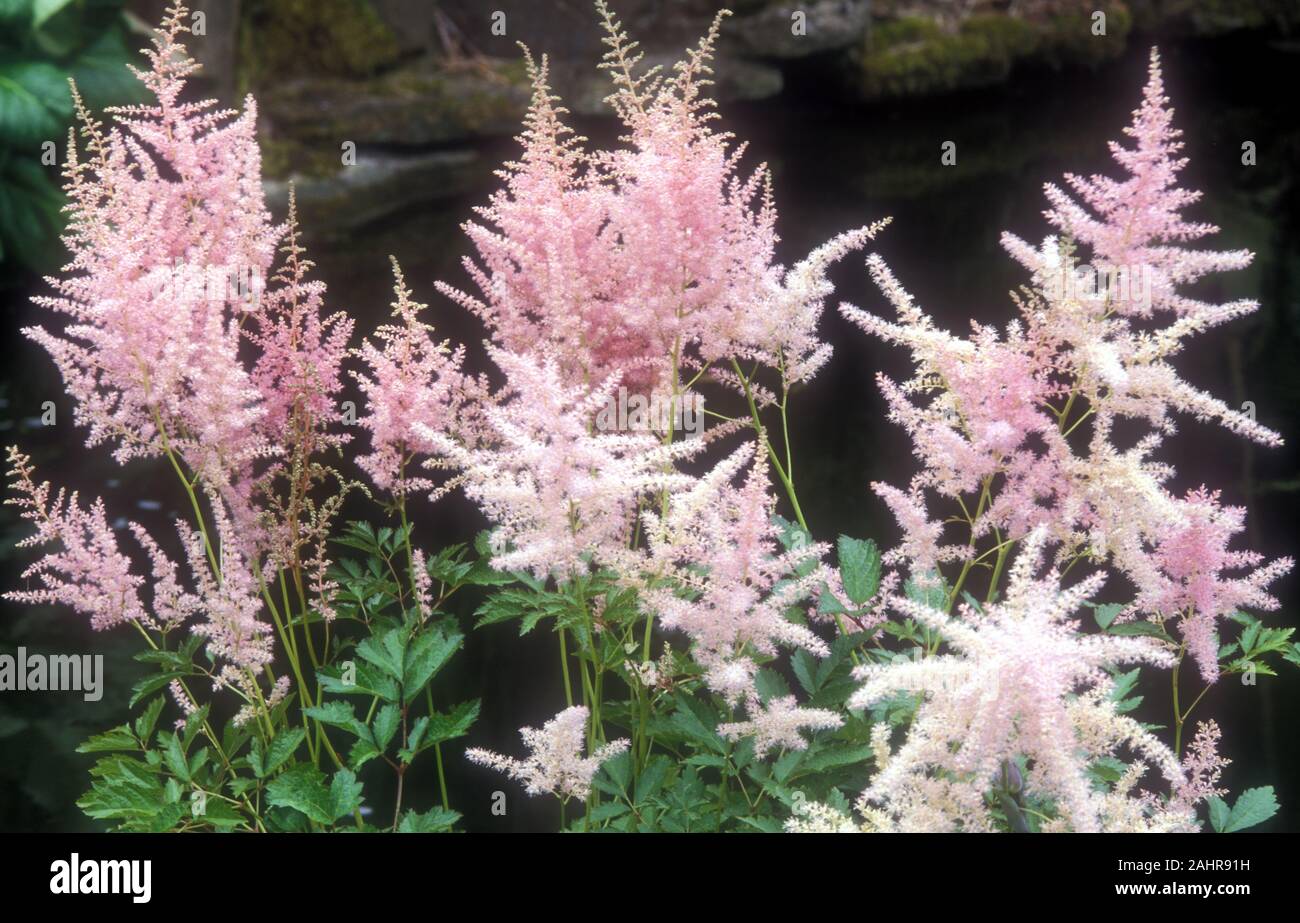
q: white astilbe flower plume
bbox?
[635,442,843,756]
[424,346,702,581]
[850,528,1186,832]
[465,706,629,802]
[718,695,843,759]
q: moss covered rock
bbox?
[258,58,531,148]
[238,0,401,90]
[854,3,1134,100]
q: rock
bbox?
[264,150,483,237]
[259,59,531,147]
[726,1,872,58]
[851,2,1134,100]
[238,0,403,84]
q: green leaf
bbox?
[317,661,399,703]
[31,0,72,29]
[664,694,725,754]
[304,701,372,743]
[1218,787,1279,833]
[348,737,382,772]
[838,536,881,605]
[76,724,138,753]
[0,60,72,145]
[1239,620,1261,655]
[634,755,672,804]
[1092,603,1123,631]
[251,728,306,779]
[265,764,361,826]
[904,573,947,611]
[130,696,163,748]
[372,703,401,751]
[160,731,190,782]
[77,756,176,830]
[195,797,247,829]
[596,749,633,799]
[1207,796,1231,833]
[1105,620,1168,639]
[328,768,364,822]
[356,630,405,680]
[791,649,819,696]
[422,699,480,746]
[397,807,460,832]
[754,668,791,704]
[128,670,189,708]
[402,627,462,703]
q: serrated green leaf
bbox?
[1220,787,1278,833]
[372,703,401,750]
[265,764,359,825]
[838,536,881,605]
[76,724,138,753]
[253,728,306,779]
[402,628,462,703]
[397,807,460,832]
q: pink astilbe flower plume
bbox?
[176,498,274,673]
[636,442,842,754]
[851,529,1185,832]
[4,447,272,677]
[352,258,481,498]
[27,4,279,489]
[5,447,155,632]
[246,191,353,460]
[24,4,355,568]
[437,3,884,397]
[1001,47,1279,448]
[847,48,1289,686]
[1029,49,1254,321]
[465,705,629,801]
[1140,488,1292,682]
[425,346,703,582]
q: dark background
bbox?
[1,1,1298,832]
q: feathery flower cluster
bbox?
[8,5,353,705]
[401,6,882,764]
[25,5,350,555]
[465,706,629,801]
[5,448,153,632]
[845,49,1290,682]
[351,260,480,497]
[851,530,1188,832]
[28,7,276,519]
[432,3,881,399]
[426,347,703,581]
[636,443,842,752]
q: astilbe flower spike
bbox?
[353,258,481,498]
[844,48,1291,683]
[27,5,279,498]
[850,529,1186,832]
[638,442,840,750]
[5,447,154,632]
[435,3,884,399]
[465,705,629,801]
[6,4,355,718]
[424,345,704,582]
[4,448,271,678]
[25,4,354,565]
